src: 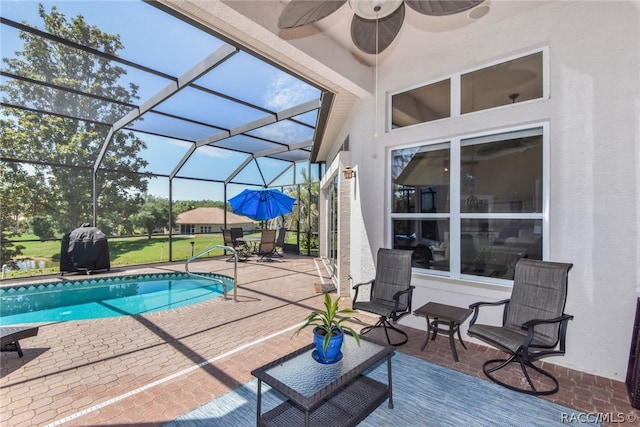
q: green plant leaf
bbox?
[292,292,361,349]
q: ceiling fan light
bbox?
[348,0,403,20]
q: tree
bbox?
[29,215,55,240]
[285,168,319,252]
[0,157,48,265]
[132,196,173,239]
[0,4,148,238]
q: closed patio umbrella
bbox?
[229,188,296,221]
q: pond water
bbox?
[11,258,57,271]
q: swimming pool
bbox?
[0,272,234,325]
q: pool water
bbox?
[0,272,234,325]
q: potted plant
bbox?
[294,293,361,364]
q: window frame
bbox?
[387,47,549,133]
[387,122,549,285]
[389,77,452,129]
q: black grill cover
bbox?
[60,224,111,274]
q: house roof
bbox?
[176,207,255,225]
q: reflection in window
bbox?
[461,52,543,114]
[390,50,545,133]
[459,128,543,280]
[461,129,543,213]
[393,219,450,270]
[392,143,450,214]
[461,219,542,279]
[391,79,451,129]
[390,126,545,280]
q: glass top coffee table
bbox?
[251,334,394,426]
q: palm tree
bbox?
[283,168,319,253]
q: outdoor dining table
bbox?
[237,236,261,253]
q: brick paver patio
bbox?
[1,255,637,426]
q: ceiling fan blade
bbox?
[278,0,347,29]
[405,0,485,16]
[350,2,405,54]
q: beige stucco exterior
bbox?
[167,0,639,381]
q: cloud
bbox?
[264,74,318,111]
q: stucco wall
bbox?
[345,1,640,380]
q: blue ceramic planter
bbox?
[313,326,344,364]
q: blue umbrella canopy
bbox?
[229,188,296,221]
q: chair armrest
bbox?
[469,299,510,326]
[389,286,415,320]
[521,313,574,350]
[352,279,374,290]
[352,279,374,308]
[521,313,574,329]
[392,286,414,301]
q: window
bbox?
[390,126,545,281]
[180,224,195,234]
[461,52,543,114]
[390,49,545,131]
[391,79,451,128]
[392,143,450,269]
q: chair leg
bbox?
[482,355,560,395]
[227,250,249,262]
[360,316,409,346]
[258,253,275,262]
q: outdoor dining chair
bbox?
[222,229,249,261]
[274,227,286,257]
[230,228,244,244]
[257,229,277,262]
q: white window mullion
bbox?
[542,122,550,259]
[451,73,461,118]
[450,137,461,276]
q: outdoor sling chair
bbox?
[1,325,39,357]
[352,248,414,346]
[257,229,277,262]
[467,258,574,395]
[222,229,249,261]
[230,227,244,244]
[273,227,286,257]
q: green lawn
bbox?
[4,234,235,279]
[3,230,299,279]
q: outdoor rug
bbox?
[165,352,600,426]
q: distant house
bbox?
[175,207,256,234]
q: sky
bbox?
[1,0,321,202]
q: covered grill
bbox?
[60,224,111,275]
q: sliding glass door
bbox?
[326,175,339,278]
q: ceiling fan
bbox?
[278,0,486,54]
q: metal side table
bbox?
[414,302,472,362]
